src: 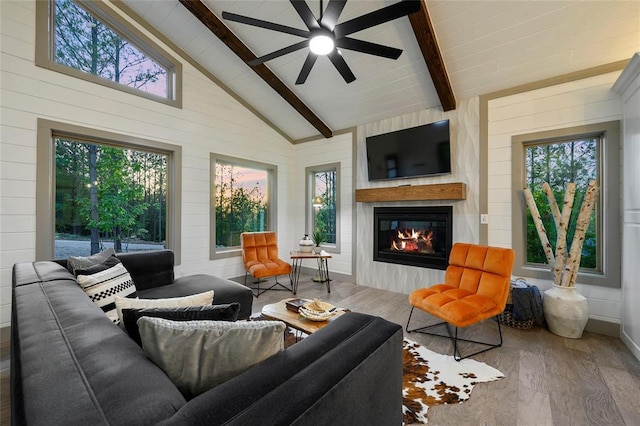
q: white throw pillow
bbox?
[114,290,214,326]
[76,262,136,323]
[138,317,285,399]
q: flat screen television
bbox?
[366,119,451,181]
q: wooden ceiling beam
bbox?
[179,0,333,138]
[408,0,456,111]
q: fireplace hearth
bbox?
[373,206,452,270]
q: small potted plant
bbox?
[311,229,326,254]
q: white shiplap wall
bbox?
[355,98,480,295]
[0,1,297,327]
[487,72,623,324]
[293,132,354,277]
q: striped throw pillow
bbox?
[77,263,137,324]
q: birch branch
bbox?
[561,180,599,287]
[552,182,576,285]
[523,187,555,265]
[543,182,561,231]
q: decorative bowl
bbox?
[299,299,336,321]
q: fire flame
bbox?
[391,228,435,254]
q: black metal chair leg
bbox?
[406,307,504,361]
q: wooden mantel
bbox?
[355,182,466,203]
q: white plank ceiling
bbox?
[120,0,640,141]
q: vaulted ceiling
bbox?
[118,0,640,142]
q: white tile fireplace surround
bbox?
[356,99,480,295]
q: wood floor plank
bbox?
[519,350,548,393]
[518,385,553,426]
[599,366,640,424]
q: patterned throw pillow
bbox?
[76,262,137,324]
[68,247,116,276]
[137,317,285,399]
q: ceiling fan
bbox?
[222,0,421,85]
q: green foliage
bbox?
[54,0,166,95]
[313,170,337,244]
[215,163,268,248]
[311,229,326,247]
[525,139,598,269]
[55,138,167,252]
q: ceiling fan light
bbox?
[309,34,335,55]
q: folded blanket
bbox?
[511,284,544,325]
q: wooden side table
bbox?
[290,250,332,294]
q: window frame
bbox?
[511,121,621,288]
[36,118,182,263]
[210,154,278,259]
[35,0,182,107]
[305,163,340,253]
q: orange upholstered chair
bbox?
[241,231,292,297]
[406,243,515,360]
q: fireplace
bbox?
[373,206,453,270]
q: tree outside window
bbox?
[55,137,167,258]
[213,159,273,251]
[312,169,337,245]
[524,138,599,270]
[47,0,171,98]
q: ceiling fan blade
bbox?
[328,50,356,83]
[321,0,347,30]
[334,0,421,38]
[336,37,403,59]
[248,40,310,66]
[290,0,320,30]
[222,11,309,38]
[295,53,319,84]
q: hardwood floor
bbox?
[2,274,639,425]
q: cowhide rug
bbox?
[251,315,504,424]
[401,338,504,424]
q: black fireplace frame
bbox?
[373,206,453,270]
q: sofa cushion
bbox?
[76,262,137,323]
[114,290,214,325]
[138,317,285,399]
[122,303,240,346]
[116,249,175,291]
[68,247,116,275]
[138,274,254,319]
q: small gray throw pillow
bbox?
[138,317,286,399]
[68,247,116,275]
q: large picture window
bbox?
[54,138,167,258]
[511,121,620,287]
[211,155,276,258]
[37,119,182,262]
[36,0,181,106]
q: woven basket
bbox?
[498,304,534,330]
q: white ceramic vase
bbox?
[543,284,588,339]
[299,234,313,253]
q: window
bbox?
[211,155,276,258]
[524,138,598,270]
[54,138,167,258]
[37,119,182,262]
[511,121,620,287]
[306,163,340,251]
[36,0,182,106]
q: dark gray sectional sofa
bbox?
[11,250,404,425]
